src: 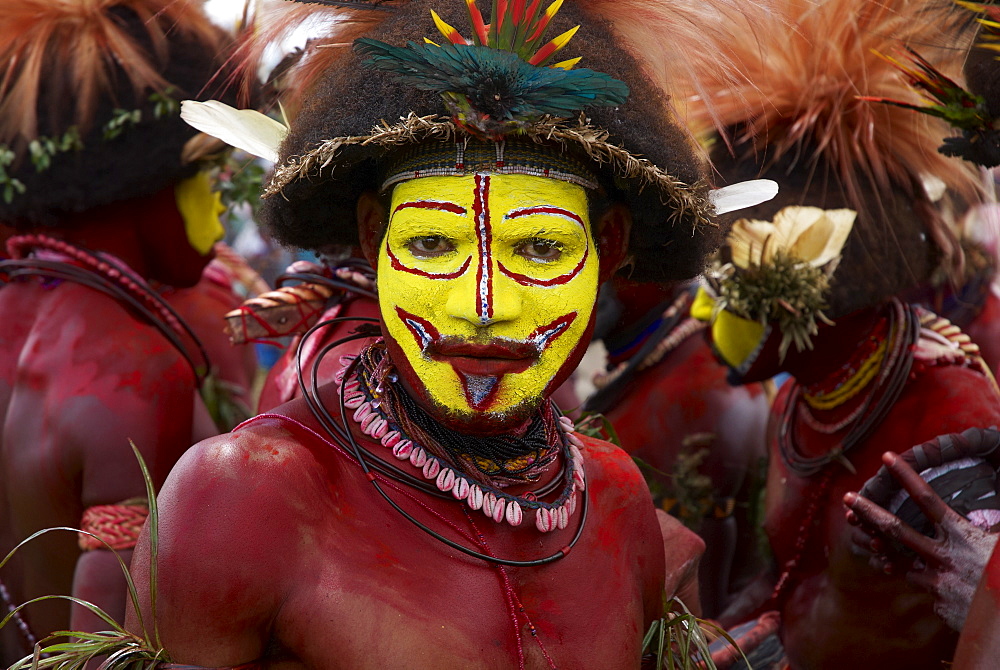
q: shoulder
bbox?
[574,432,653,508]
[151,417,348,585]
[898,363,1000,431]
[165,414,341,503]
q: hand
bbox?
[843,451,998,631]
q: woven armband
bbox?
[78,499,149,551]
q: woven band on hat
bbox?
[381,139,600,192]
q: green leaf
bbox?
[130,441,162,651]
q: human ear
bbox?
[594,203,631,283]
[356,191,387,268]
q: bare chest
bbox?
[268,485,650,669]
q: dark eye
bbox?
[408,236,455,258]
[516,238,563,262]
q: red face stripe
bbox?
[473,174,494,324]
[393,200,467,216]
[505,206,584,225]
[395,307,441,351]
[385,241,472,279]
[528,312,578,352]
[497,246,588,287]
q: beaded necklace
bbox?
[802,316,889,411]
[0,575,38,654]
[768,299,918,609]
[1,234,210,383]
[778,299,919,477]
[295,317,590,565]
[335,342,586,532]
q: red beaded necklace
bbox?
[2,233,209,382]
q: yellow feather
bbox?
[551,57,582,70]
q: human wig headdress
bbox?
[218,0,778,283]
[685,0,983,317]
[0,0,233,227]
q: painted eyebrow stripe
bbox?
[393,200,467,216]
[498,205,590,287]
[504,206,585,228]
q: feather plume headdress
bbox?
[682,0,983,316]
[684,0,980,208]
[0,0,236,224]
[0,0,221,147]
[177,0,782,283]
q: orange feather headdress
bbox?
[679,0,984,311]
[683,0,980,207]
[0,0,222,148]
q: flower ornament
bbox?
[710,206,858,359]
[728,206,856,271]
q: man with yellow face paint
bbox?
[0,0,256,661]
[123,2,777,668]
[375,173,598,429]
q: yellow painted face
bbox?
[691,286,767,370]
[175,172,225,256]
[378,173,598,427]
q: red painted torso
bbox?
[964,289,1000,377]
[604,331,769,613]
[607,333,768,495]
[128,377,703,669]
[0,278,196,661]
[765,364,1000,669]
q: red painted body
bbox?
[953,543,1000,669]
[762,352,1000,668]
[0,190,252,663]
[964,289,1000,376]
[606,330,769,616]
[126,374,705,669]
[598,280,770,616]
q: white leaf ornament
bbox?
[180,100,288,164]
[728,206,857,270]
[708,179,779,215]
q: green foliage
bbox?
[150,88,180,121]
[632,435,716,530]
[642,596,745,669]
[0,443,168,669]
[715,250,832,359]
[0,146,26,204]
[200,371,252,433]
[573,412,621,446]
[214,155,267,218]
[27,128,83,173]
[103,109,143,141]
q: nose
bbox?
[445,263,523,326]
